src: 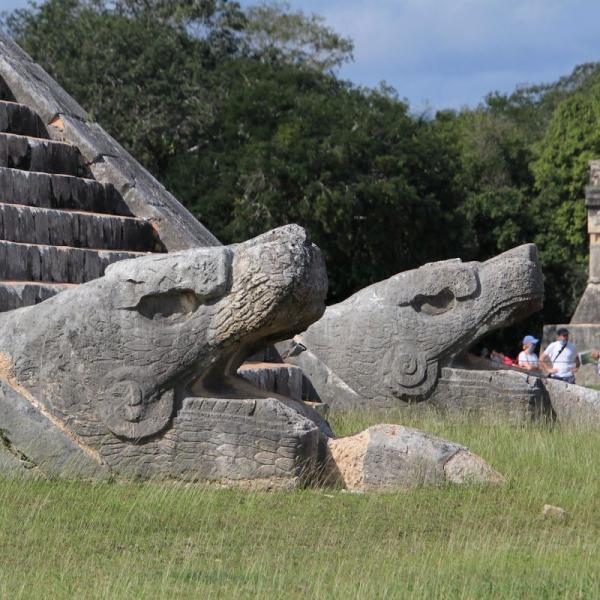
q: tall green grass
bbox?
[1,409,599,599]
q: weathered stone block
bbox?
[0,281,72,312]
[0,133,83,176]
[542,378,600,427]
[429,367,551,422]
[589,246,600,283]
[0,203,162,251]
[0,101,48,138]
[0,240,145,283]
[325,424,503,492]
[0,167,131,215]
[237,362,303,400]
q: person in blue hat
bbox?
[517,335,540,372]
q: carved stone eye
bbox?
[136,291,199,320]
[398,354,419,375]
[412,288,455,316]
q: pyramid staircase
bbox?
[0,94,166,312]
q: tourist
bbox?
[517,335,540,372]
[540,328,580,384]
[579,350,600,377]
[490,350,516,367]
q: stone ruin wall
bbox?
[542,159,600,385]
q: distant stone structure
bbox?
[543,160,600,386]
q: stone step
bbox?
[0,167,132,215]
[0,101,48,139]
[0,240,145,284]
[0,280,75,312]
[237,362,304,401]
[0,133,84,177]
[0,203,164,252]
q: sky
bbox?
[2,0,600,111]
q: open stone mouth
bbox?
[190,338,291,402]
[445,290,544,372]
[186,335,336,439]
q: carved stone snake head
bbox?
[0,225,327,441]
[295,244,543,405]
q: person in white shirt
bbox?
[540,328,580,384]
[517,335,540,372]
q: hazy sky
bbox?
[2,0,600,110]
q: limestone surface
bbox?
[541,378,600,427]
[429,367,552,422]
[237,363,303,401]
[284,244,544,410]
[325,424,503,491]
[428,359,600,427]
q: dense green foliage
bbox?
[4,0,600,346]
[165,65,466,298]
[1,410,600,598]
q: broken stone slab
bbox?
[542,378,600,427]
[325,424,504,492]
[429,367,552,422]
[283,244,544,410]
[237,362,303,401]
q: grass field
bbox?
[1,409,599,599]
